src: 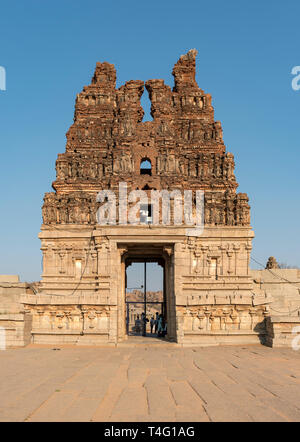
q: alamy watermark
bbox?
[291,66,300,91]
[0,66,6,91]
[291,325,300,351]
[0,327,6,351]
[96,182,204,237]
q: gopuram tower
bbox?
[24,50,272,345]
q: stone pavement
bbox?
[0,341,300,422]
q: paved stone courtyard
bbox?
[0,341,300,422]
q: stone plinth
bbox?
[265,315,300,348]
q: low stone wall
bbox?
[265,316,300,348]
[0,312,32,348]
[176,293,271,346]
[0,276,33,348]
[0,270,300,348]
[251,269,300,316]
[22,294,117,345]
[251,269,300,348]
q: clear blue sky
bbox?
[127,263,163,293]
[0,0,299,282]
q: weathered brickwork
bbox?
[42,49,250,228]
[4,51,299,347]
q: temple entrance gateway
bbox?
[119,242,176,342]
[27,49,274,347]
[125,260,165,337]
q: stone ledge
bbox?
[0,313,25,321]
[252,294,274,306]
[31,329,109,335]
[177,293,271,307]
[0,275,20,283]
[0,326,17,331]
[21,294,114,306]
[270,315,300,323]
[183,330,266,336]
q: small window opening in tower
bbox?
[140,158,152,176]
[141,91,152,122]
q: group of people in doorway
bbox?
[134,312,167,338]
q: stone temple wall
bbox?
[0,276,32,348]
[1,268,299,348]
[1,50,299,347]
[251,268,300,348]
[29,49,257,346]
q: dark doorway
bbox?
[125,259,165,337]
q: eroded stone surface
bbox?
[0,345,300,422]
[42,49,249,227]
[1,51,298,348]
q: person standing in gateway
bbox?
[150,316,155,334]
[141,312,149,336]
[154,312,159,334]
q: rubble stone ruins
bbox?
[1,50,299,347]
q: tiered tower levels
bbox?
[42,50,250,227]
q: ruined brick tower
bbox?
[24,50,271,346]
[43,49,250,226]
